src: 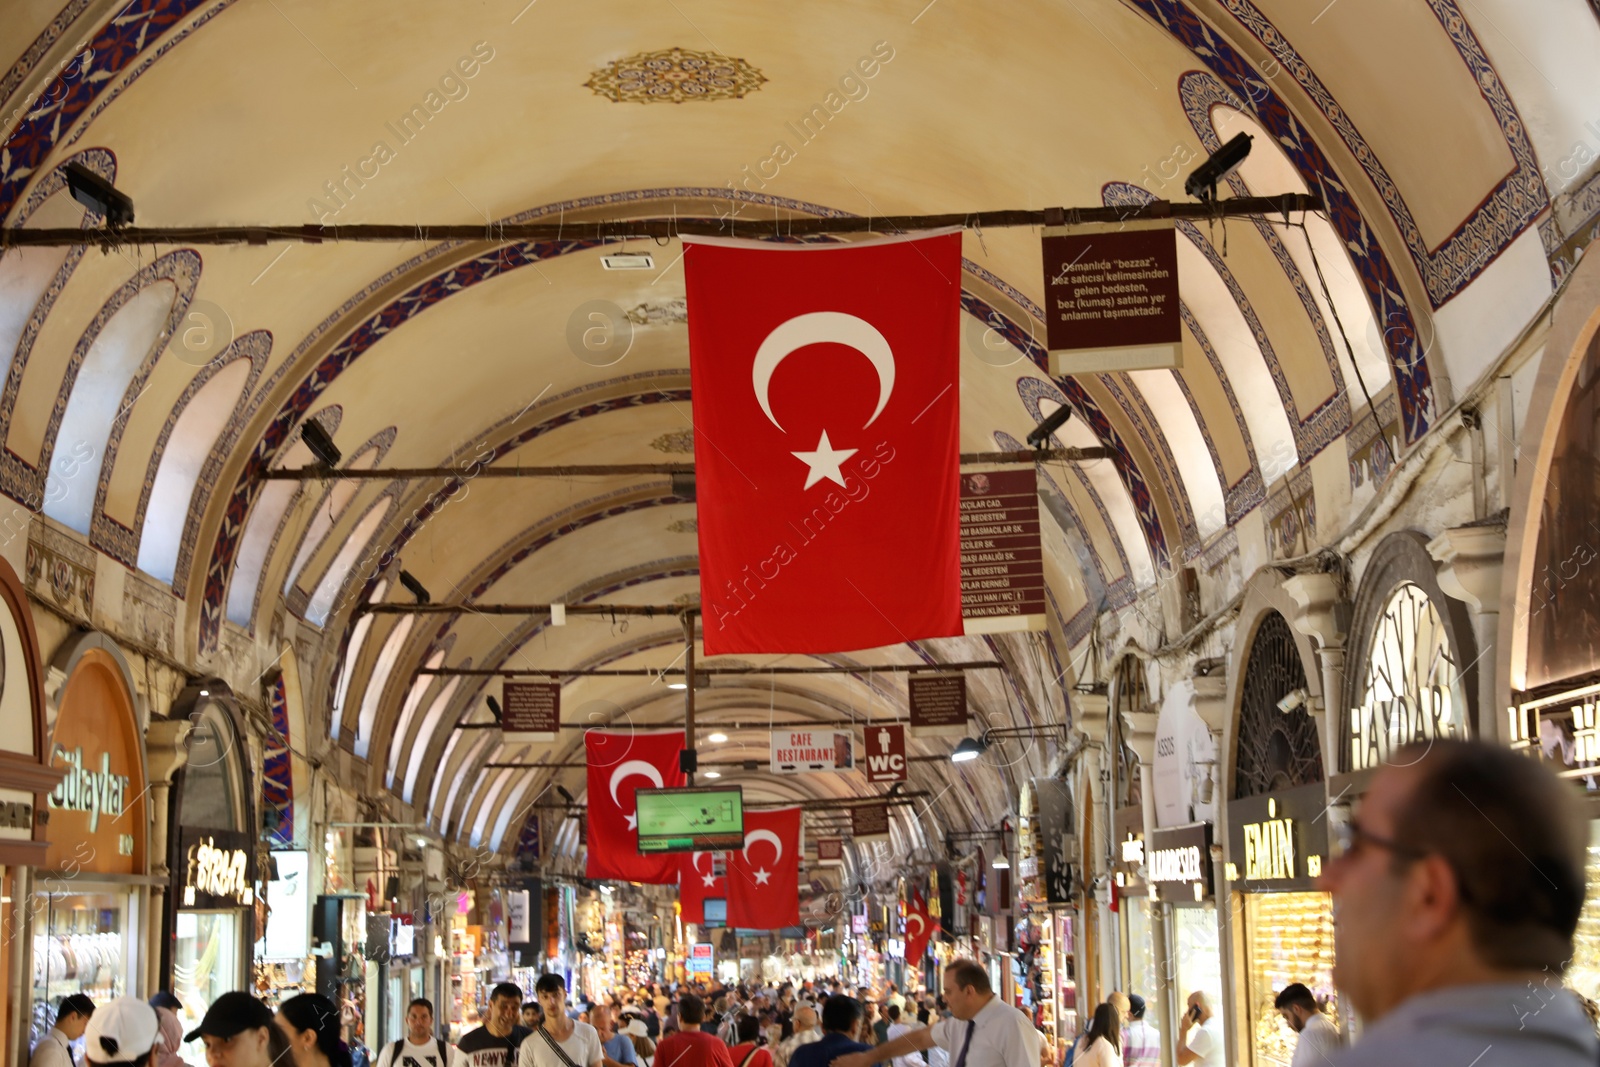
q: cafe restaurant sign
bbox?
[1225,783,1329,892]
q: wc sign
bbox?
[865,723,907,783]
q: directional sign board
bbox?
[863,723,907,783]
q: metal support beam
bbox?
[515,793,928,812]
[262,448,1111,481]
[0,194,1322,249]
[423,660,1002,677]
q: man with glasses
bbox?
[1319,739,1597,1065]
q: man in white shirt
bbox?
[377,998,464,1067]
[520,975,604,1067]
[881,1005,921,1067]
[831,959,1041,1067]
[1175,991,1222,1067]
[1273,984,1342,1067]
[775,1006,822,1067]
[31,995,94,1067]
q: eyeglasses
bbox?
[1328,818,1427,863]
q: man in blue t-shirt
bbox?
[788,997,868,1067]
[591,1005,636,1067]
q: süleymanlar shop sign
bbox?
[1042,219,1181,374]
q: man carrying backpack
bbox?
[376,999,464,1067]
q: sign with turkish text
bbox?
[817,838,844,862]
[770,729,855,773]
[47,652,146,875]
[180,828,255,909]
[502,682,560,743]
[851,802,891,841]
[1146,822,1212,900]
[1224,783,1329,892]
[689,943,714,975]
[908,673,967,737]
[960,469,1046,633]
[863,722,908,783]
[1044,220,1181,374]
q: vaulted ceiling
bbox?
[3,0,1595,867]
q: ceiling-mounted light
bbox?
[600,884,614,893]
[298,419,342,468]
[950,736,989,763]
[64,161,135,228]
[992,854,1011,870]
[601,252,655,270]
[1184,132,1254,202]
[198,688,210,698]
[1026,403,1074,450]
[708,732,728,744]
[703,770,722,779]
[668,681,687,691]
[1276,688,1308,715]
[400,569,431,604]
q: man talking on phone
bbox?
[1175,992,1221,1067]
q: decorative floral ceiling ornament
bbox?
[650,430,695,454]
[585,48,766,104]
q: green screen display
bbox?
[634,786,745,852]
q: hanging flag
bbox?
[585,729,685,884]
[684,230,965,655]
[726,807,802,930]
[678,850,726,925]
[905,890,934,966]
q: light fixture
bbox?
[600,884,614,893]
[601,252,655,270]
[708,732,728,744]
[703,770,722,779]
[485,695,503,724]
[299,420,342,468]
[668,681,687,691]
[1026,403,1073,449]
[1185,132,1254,202]
[64,161,134,228]
[950,736,989,763]
[991,854,1010,870]
[1276,688,1308,714]
[198,688,210,698]
[400,569,431,604]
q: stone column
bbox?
[1284,572,1348,779]
[1429,523,1508,743]
[1075,695,1109,1014]
[1121,706,1173,1067]
[145,718,192,995]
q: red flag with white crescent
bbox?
[905,890,933,966]
[726,807,802,930]
[585,729,685,884]
[684,230,965,655]
[678,850,726,925]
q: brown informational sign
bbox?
[851,803,890,841]
[502,682,560,742]
[862,722,908,783]
[817,838,844,862]
[1043,220,1181,374]
[908,673,968,737]
[960,469,1046,633]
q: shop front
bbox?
[0,554,62,1065]
[28,636,150,1054]
[1017,777,1075,1053]
[1146,821,1220,1029]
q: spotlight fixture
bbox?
[668,681,687,690]
[601,252,655,270]
[556,785,575,804]
[708,732,729,744]
[485,696,503,724]
[703,770,722,779]
[298,420,342,468]
[64,161,135,228]
[400,569,431,604]
[887,782,905,797]
[992,854,1011,870]
[1026,404,1074,450]
[198,688,210,698]
[950,736,990,763]
[1184,132,1254,202]
[1276,687,1308,715]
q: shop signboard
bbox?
[770,729,854,773]
[258,850,311,960]
[1031,777,1076,906]
[1510,681,1600,789]
[46,647,147,875]
[959,469,1046,633]
[817,838,844,862]
[1043,220,1182,374]
[851,802,890,841]
[1225,782,1330,892]
[502,682,560,743]
[908,673,967,737]
[689,942,714,975]
[179,828,255,908]
[1146,823,1212,901]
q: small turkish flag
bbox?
[905,891,934,966]
[678,851,726,925]
[585,729,685,884]
[726,807,802,930]
[684,231,965,655]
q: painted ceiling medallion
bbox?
[651,430,695,454]
[585,48,766,104]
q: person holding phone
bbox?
[1174,993,1220,1067]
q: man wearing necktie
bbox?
[31,995,95,1067]
[831,962,1041,1067]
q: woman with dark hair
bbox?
[277,994,355,1067]
[1071,1004,1123,1067]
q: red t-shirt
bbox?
[728,1044,773,1067]
[654,1030,736,1067]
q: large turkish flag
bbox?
[684,231,965,655]
[678,851,726,925]
[726,807,802,930]
[585,729,685,884]
[905,890,934,966]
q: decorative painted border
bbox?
[263,673,294,848]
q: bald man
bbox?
[775,1006,821,1067]
[1176,992,1220,1067]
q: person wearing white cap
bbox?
[83,998,162,1067]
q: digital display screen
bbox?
[702,898,727,926]
[635,786,745,852]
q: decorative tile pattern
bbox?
[1348,392,1401,491]
[25,520,95,619]
[650,429,695,453]
[0,0,95,119]
[263,674,295,848]
[665,518,697,533]
[1264,464,1316,558]
[626,299,689,325]
[584,47,767,105]
[122,568,177,656]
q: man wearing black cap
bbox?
[32,995,95,1067]
[185,990,277,1066]
[1121,995,1159,1067]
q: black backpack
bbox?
[391,1039,450,1067]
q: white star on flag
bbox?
[791,430,857,490]
[702,873,716,887]
[753,867,772,885]
[625,813,638,830]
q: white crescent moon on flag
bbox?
[609,760,665,805]
[743,828,784,864]
[905,912,926,937]
[751,312,895,433]
[692,851,711,874]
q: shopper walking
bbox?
[521,974,603,1067]
[591,1005,637,1067]
[1070,1005,1121,1067]
[460,984,533,1067]
[730,1014,775,1067]
[1272,985,1340,1067]
[653,995,735,1067]
[184,991,279,1066]
[1119,997,1158,1067]
[881,1005,921,1067]
[1321,739,1599,1066]
[789,997,869,1067]
[774,1006,822,1067]
[31,994,94,1067]
[376,998,462,1067]
[832,961,1041,1067]
[278,993,355,1067]
[83,998,162,1067]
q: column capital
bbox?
[145,718,192,785]
[1120,709,1160,765]
[1282,572,1347,650]
[1192,672,1229,736]
[1428,522,1507,614]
